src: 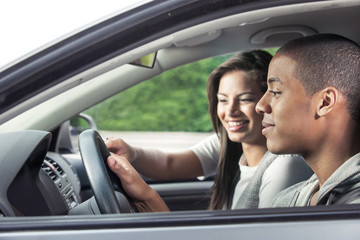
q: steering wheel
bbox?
[78,129,136,214]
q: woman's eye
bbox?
[240,98,253,102]
[218,99,227,103]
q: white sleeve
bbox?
[190,134,220,177]
[258,154,313,208]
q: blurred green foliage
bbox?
[85,49,277,132]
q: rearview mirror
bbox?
[129,52,157,68]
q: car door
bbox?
[151,178,213,211]
[2,204,360,240]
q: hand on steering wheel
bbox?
[106,153,169,212]
[107,153,153,201]
[78,129,136,214]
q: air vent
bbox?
[45,157,65,175]
[41,157,65,183]
[41,162,58,182]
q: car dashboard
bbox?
[0,129,212,217]
[0,130,82,217]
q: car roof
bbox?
[0,0,359,131]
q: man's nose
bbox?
[256,95,270,114]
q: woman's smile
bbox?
[227,120,249,132]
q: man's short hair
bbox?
[277,33,360,122]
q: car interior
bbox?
[0,0,360,219]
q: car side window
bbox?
[83,56,229,154]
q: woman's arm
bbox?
[105,137,205,180]
[107,153,169,212]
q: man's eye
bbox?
[269,90,281,96]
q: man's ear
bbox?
[316,87,339,117]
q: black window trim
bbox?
[1,204,360,232]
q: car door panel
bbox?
[151,181,213,211]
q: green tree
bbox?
[85,48,276,132]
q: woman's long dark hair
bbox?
[206,50,272,210]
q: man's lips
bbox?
[261,121,275,135]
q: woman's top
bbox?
[191,134,313,209]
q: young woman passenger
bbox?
[106,50,313,212]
